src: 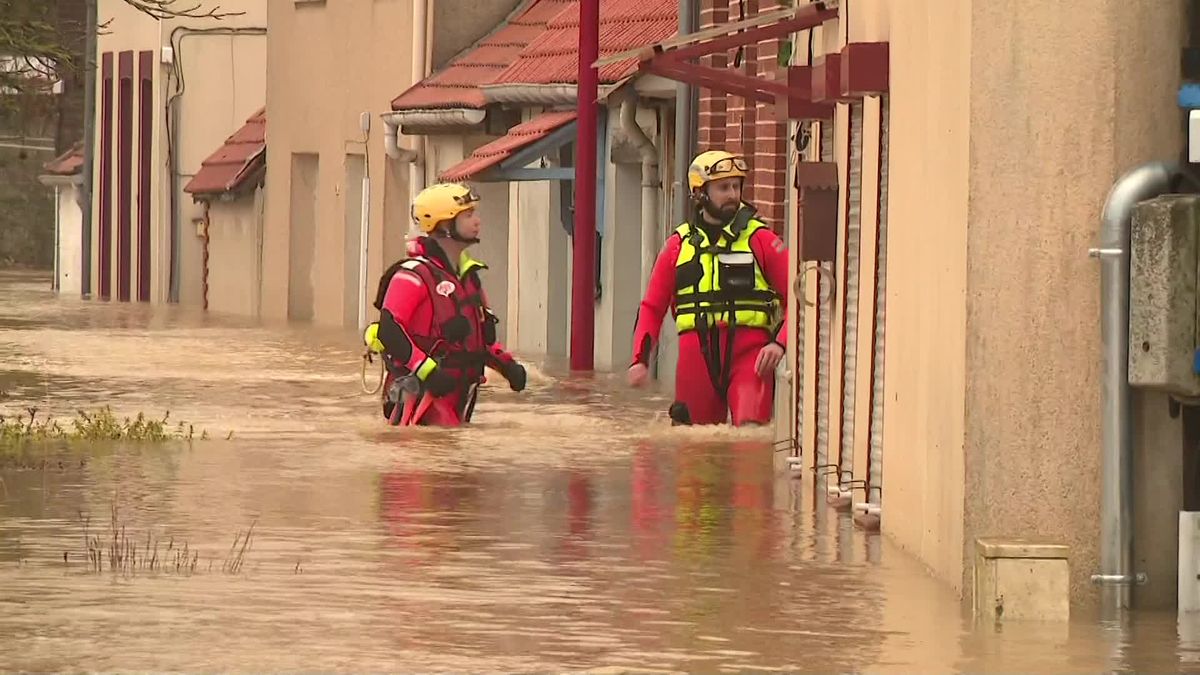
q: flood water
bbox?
[0,270,1196,672]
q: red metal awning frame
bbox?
[635,2,839,120]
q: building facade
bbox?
[389,0,678,367]
[767,0,1182,607]
[257,0,521,329]
[87,0,267,306]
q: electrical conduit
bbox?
[620,99,660,295]
[1088,160,1183,613]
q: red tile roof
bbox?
[491,0,677,86]
[391,0,572,111]
[184,107,266,196]
[440,110,577,181]
[392,0,676,112]
[42,142,84,176]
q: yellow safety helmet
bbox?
[411,182,481,234]
[687,150,748,191]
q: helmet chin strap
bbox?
[436,223,479,245]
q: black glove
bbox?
[422,365,458,397]
[502,361,527,392]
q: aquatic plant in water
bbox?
[0,406,209,443]
[74,502,256,577]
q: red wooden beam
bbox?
[647,59,834,121]
[658,4,838,64]
[647,59,784,103]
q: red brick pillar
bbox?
[752,0,788,231]
[696,0,728,151]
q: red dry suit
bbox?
[373,237,517,426]
[630,205,790,426]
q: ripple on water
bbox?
[0,271,1193,672]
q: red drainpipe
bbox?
[570,0,599,371]
[201,201,210,311]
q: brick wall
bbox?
[696,0,789,232]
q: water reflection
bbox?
[0,271,1193,671]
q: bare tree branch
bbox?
[122,0,245,20]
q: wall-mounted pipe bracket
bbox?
[1090,573,1148,586]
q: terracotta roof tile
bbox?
[184,107,266,196]
[492,0,677,86]
[392,0,675,111]
[391,0,573,111]
[440,110,576,181]
[42,141,84,176]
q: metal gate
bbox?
[838,103,864,493]
[793,166,808,460]
[867,96,890,509]
[815,118,835,478]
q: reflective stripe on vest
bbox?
[673,217,777,333]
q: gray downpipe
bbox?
[1088,160,1182,612]
[673,0,697,227]
[621,98,660,295]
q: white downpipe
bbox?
[411,0,429,199]
[53,185,60,291]
[358,174,370,330]
[620,99,660,294]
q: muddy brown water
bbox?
[0,270,1195,672]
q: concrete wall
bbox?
[262,0,416,328]
[779,0,1188,607]
[878,0,971,592]
[92,0,266,306]
[507,174,569,358]
[431,0,523,69]
[206,188,264,318]
[56,182,84,297]
[961,0,1185,606]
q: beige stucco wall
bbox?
[206,189,264,318]
[263,0,519,331]
[872,0,972,589]
[962,0,1185,605]
[431,0,523,70]
[797,0,1188,607]
[92,0,266,307]
[261,0,415,329]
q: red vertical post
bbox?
[99,52,113,301]
[570,0,600,372]
[117,51,133,303]
[137,50,153,302]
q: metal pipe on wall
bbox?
[673,0,697,228]
[620,98,660,296]
[410,0,430,209]
[1089,160,1183,613]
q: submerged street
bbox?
[0,270,1194,672]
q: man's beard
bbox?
[702,200,739,224]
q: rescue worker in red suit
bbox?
[365,183,527,426]
[627,150,789,426]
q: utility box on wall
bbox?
[973,538,1071,622]
[794,161,839,262]
[1129,194,1200,396]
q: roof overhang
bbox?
[595,2,845,120]
[480,80,635,107]
[384,108,488,135]
[440,110,580,183]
